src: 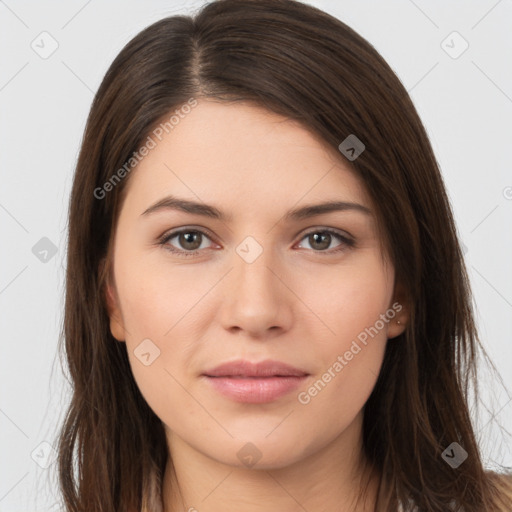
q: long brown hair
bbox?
[56,0,512,510]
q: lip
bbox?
[202,359,309,404]
[203,359,309,378]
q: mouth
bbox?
[203,375,308,403]
[202,359,310,403]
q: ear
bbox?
[100,258,127,342]
[386,279,410,340]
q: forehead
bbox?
[121,98,372,219]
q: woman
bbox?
[57,0,512,510]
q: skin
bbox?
[105,98,409,512]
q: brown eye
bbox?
[297,229,354,253]
[159,229,215,257]
[177,231,203,251]
[308,232,332,251]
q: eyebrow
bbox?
[140,195,372,221]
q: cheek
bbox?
[294,256,392,412]
[298,254,393,345]
[296,317,388,442]
[117,272,200,430]
[116,249,213,340]
[113,254,217,409]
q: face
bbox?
[105,98,408,469]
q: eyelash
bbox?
[157,227,355,258]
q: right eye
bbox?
[158,228,218,257]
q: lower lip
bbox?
[203,375,308,403]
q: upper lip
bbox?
[203,359,309,378]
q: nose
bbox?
[219,246,293,338]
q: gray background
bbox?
[1,0,511,510]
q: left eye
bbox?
[296,229,353,252]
